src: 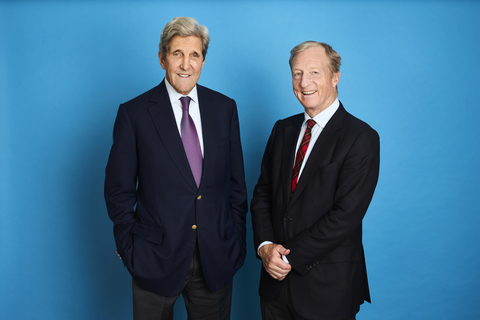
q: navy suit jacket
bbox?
[105,80,248,296]
[251,103,380,319]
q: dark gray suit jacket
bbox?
[251,103,379,319]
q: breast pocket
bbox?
[309,162,339,205]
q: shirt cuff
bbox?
[257,241,273,255]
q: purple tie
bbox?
[180,96,203,188]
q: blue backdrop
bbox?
[1,1,479,319]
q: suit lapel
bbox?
[197,85,218,190]
[148,81,198,190]
[289,104,347,204]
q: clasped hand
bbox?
[259,243,292,281]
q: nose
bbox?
[180,55,190,70]
[300,74,311,88]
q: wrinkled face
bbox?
[159,35,205,95]
[291,46,340,118]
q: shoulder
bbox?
[197,84,235,104]
[336,105,379,151]
[272,113,304,131]
[121,84,164,111]
[339,103,378,137]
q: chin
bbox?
[175,86,193,95]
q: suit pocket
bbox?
[131,223,163,244]
[320,246,360,264]
[218,137,229,148]
[224,217,237,240]
[308,162,339,207]
[318,161,338,175]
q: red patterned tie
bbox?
[291,119,316,196]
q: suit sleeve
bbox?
[229,100,248,254]
[250,121,279,256]
[286,128,380,275]
[104,104,138,264]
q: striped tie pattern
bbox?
[291,119,316,196]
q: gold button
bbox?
[197,195,202,200]
[192,225,197,230]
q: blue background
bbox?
[1,1,479,319]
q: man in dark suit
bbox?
[251,41,380,320]
[104,17,248,320]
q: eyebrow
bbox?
[172,49,201,57]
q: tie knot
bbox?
[180,96,191,111]
[306,119,316,129]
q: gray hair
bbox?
[289,41,341,75]
[159,17,209,60]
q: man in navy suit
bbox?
[104,17,247,320]
[251,41,380,320]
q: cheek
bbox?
[194,64,204,75]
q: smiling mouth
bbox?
[302,90,317,95]
[178,74,191,78]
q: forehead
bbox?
[292,46,328,69]
[168,35,203,52]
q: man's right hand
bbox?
[259,243,292,281]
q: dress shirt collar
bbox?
[164,78,199,105]
[303,98,340,128]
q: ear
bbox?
[332,71,341,87]
[158,51,166,70]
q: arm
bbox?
[104,104,138,264]
[286,128,380,275]
[251,122,292,279]
[228,101,248,254]
[251,122,278,251]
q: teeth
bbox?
[178,74,190,78]
[303,91,316,95]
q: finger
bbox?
[275,246,289,255]
[267,263,290,277]
[268,267,290,280]
[267,269,287,280]
[266,259,289,272]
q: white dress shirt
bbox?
[294,99,339,180]
[164,78,204,157]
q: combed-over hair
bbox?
[289,41,341,75]
[159,17,209,60]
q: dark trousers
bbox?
[132,245,232,320]
[261,277,356,320]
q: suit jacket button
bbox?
[192,225,197,230]
[283,215,292,222]
[197,195,202,200]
